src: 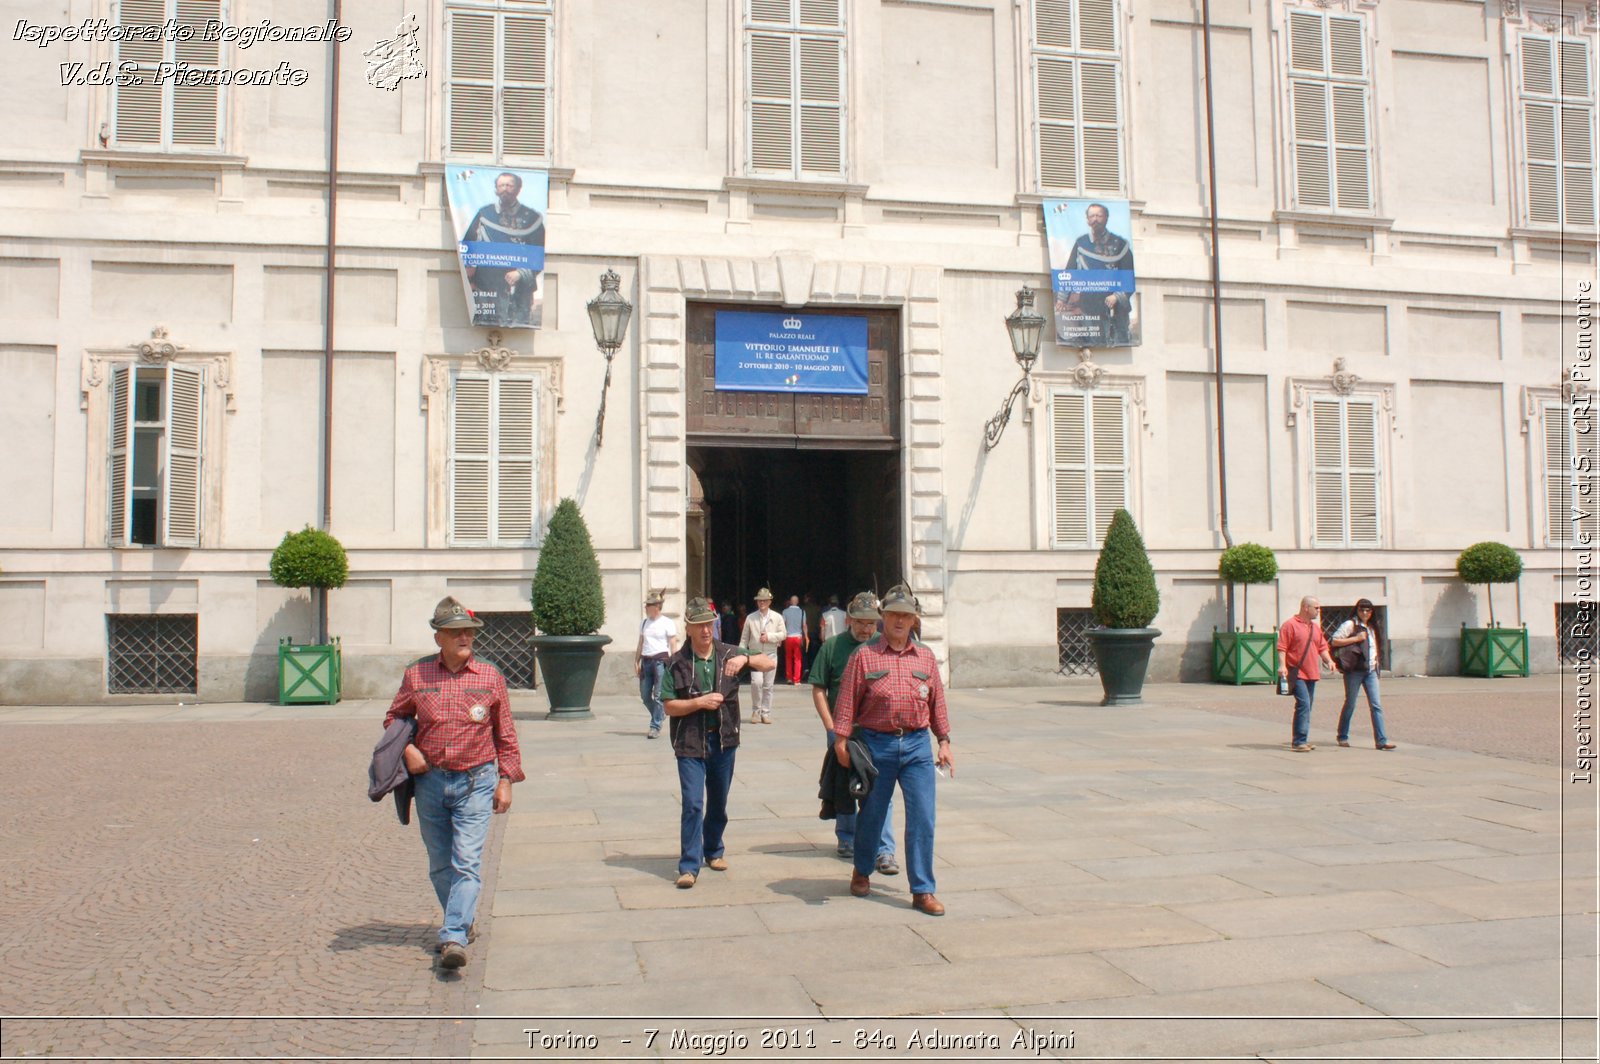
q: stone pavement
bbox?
[0,674,1594,1062]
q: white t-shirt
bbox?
[820,607,847,641]
[639,615,677,657]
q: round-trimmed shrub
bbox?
[531,498,605,636]
[1455,541,1524,585]
[1456,540,1523,628]
[269,527,349,590]
[1092,508,1160,629]
[1218,543,1278,585]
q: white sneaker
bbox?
[647,725,660,739]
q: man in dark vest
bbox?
[661,596,776,888]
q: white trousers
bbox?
[748,667,776,716]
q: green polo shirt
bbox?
[806,630,869,708]
[661,651,717,702]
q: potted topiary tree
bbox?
[1456,541,1528,678]
[530,497,612,720]
[269,526,349,704]
[1212,543,1279,684]
[1086,508,1162,705]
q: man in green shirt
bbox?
[808,591,898,873]
[662,596,776,888]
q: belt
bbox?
[865,725,927,737]
[642,653,669,662]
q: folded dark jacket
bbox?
[817,738,876,821]
[368,717,416,825]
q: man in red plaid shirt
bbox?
[385,596,524,970]
[833,584,955,916]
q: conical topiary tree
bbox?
[269,526,348,643]
[1092,509,1160,630]
[1218,542,1278,632]
[1456,541,1523,628]
[532,498,605,636]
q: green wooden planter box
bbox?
[278,637,342,704]
[1212,629,1279,684]
[1460,625,1529,678]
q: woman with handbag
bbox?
[1330,598,1397,750]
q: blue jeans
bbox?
[827,730,895,858]
[853,729,936,895]
[1291,677,1317,746]
[677,729,735,875]
[639,658,666,730]
[412,761,498,947]
[1338,670,1390,746]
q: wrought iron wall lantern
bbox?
[587,268,633,447]
[983,284,1045,450]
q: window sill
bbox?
[82,149,247,171]
[1511,225,1599,241]
[724,175,869,197]
[1275,209,1394,232]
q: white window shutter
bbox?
[448,10,496,155]
[1078,0,1116,52]
[1036,57,1079,188]
[1310,399,1345,544]
[1562,105,1596,227]
[171,0,222,148]
[1545,402,1572,544]
[1524,36,1555,94]
[1079,60,1123,191]
[1326,15,1365,78]
[798,0,842,29]
[1345,399,1379,545]
[494,377,537,543]
[1292,81,1332,207]
[749,33,795,172]
[798,35,843,174]
[751,0,793,23]
[501,14,548,157]
[1051,392,1088,546]
[1288,10,1326,74]
[1090,393,1128,545]
[1525,101,1562,224]
[115,0,168,145]
[451,376,492,544]
[163,364,203,548]
[1035,0,1073,49]
[108,367,133,547]
[1559,39,1590,96]
[1331,84,1371,210]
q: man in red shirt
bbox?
[1276,596,1336,752]
[833,584,954,916]
[385,596,524,970]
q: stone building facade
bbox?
[0,0,1594,702]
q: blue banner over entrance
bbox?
[714,310,869,394]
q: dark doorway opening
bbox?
[689,445,901,619]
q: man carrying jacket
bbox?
[662,596,776,888]
[384,596,523,970]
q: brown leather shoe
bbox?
[706,856,729,871]
[439,941,468,969]
[911,893,945,916]
[849,870,870,897]
[675,872,696,889]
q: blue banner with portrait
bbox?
[445,166,548,329]
[1044,198,1140,348]
[714,310,870,394]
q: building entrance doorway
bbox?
[688,446,901,624]
[682,301,903,631]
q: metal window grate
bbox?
[1557,602,1593,665]
[107,614,198,694]
[475,611,536,689]
[1321,603,1389,666]
[1056,608,1099,676]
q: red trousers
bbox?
[783,636,803,683]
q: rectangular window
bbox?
[1543,400,1598,545]
[1519,33,1597,228]
[1032,0,1124,193]
[1310,395,1381,547]
[1050,390,1128,548]
[108,364,204,548]
[450,373,538,546]
[107,614,198,694]
[1056,607,1098,675]
[446,0,552,159]
[746,0,846,178]
[113,0,224,150]
[1286,7,1372,211]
